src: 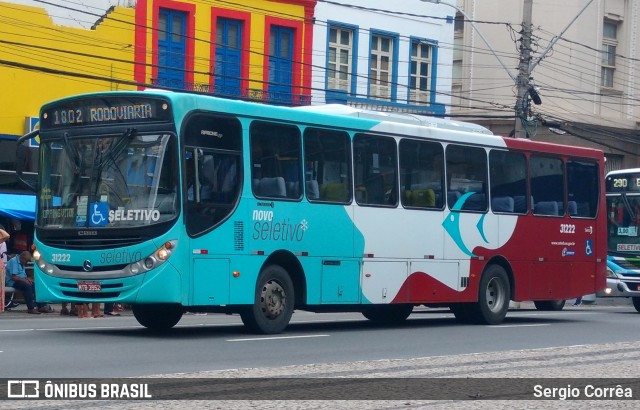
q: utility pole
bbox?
[514,0,533,138]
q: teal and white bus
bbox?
[604,168,640,312]
[23,91,607,333]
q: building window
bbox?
[369,34,394,100]
[601,19,618,88]
[328,27,353,91]
[409,41,432,104]
[452,12,464,108]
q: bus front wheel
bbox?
[132,303,183,331]
[473,265,510,325]
[362,304,413,324]
[240,265,294,334]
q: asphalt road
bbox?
[2,299,640,409]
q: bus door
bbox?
[183,114,243,306]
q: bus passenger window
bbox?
[250,121,302,200]
[567,160,598,218]
[354,133,398,207]
[303,128,352,204]
[446,144,487,211]
[489,150,526,214]
[531,155,564,217]
[399,139,444,209]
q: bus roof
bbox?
[607,168,640,177]
[40,91,604,160]
[293,104,494,135]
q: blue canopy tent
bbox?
[0,193,36,220]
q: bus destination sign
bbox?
[41,97,172,129]
[606,172,640,192]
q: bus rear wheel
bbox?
[534,300,566,311]
[472,264,510,325]
[132,303,183,331]
[633,297,640,313]
[362,304,413,324]
[240,265,294,334]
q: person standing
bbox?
[5,251,49,314]
[573,296,582,306]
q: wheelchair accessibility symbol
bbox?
[89,202,109,227]
[585,239,593,256]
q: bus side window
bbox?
[399,139,444,210]
[531,155,564,217]
[250,121,301,200]
[567,160,599,218]
[446,144,488,212]
[353,133,397,207]
[489,150,526,214]
[303,128,352,204]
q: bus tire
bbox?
[362,304,413,324]
[472,264,510,325]
[533,300,566,311]
[132,303,183,331]
[240,265,294,334]
[633,297,640,313]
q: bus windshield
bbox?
[38,131,179,229]
[607,193,640,256]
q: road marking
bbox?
[488,324,550,328]
[227,334,330,342]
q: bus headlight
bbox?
[125,240,177,274]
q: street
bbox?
[2,299,640,408]
[1,299,638,378]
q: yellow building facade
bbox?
[0,2,136,138]
[0,0,316,138]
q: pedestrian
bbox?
[5,251,49,314]
[573,296,582,306]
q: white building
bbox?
[310,0,454,116]
[450,0,640,169]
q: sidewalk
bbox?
[1,303,130,319]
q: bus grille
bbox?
[41,237,146,250]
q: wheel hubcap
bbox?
[486,277,505,313]
[260,280,286,319]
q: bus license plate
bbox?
[77,281,101,292]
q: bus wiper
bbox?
[621,194,635,223]
[63,132,82,174]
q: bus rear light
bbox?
[233,271,240,278]
[252,250,265,255]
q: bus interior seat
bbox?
[492,196,514,213]
[306,180,319,199]
[577,202,590,217]
[568,200,578,216]
[321,182,349,202]
[535,201,559,216]
[447,191,461,207]
[462,193,487,211]
[513,195,528,213]
[286,181,300,198]
[258,177,286,197]
[354,186,367,203]
[410,189,436,207]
